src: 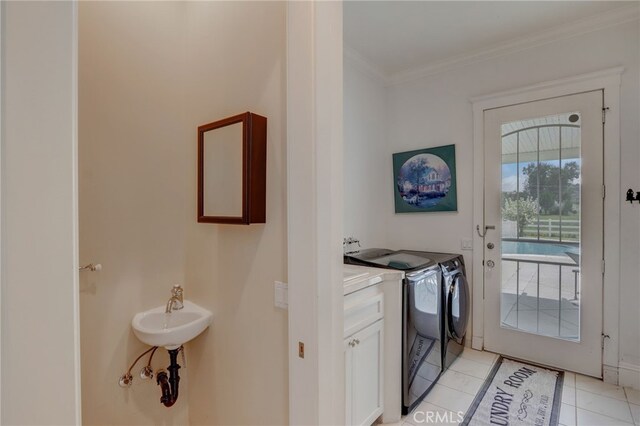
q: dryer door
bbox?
[447,273,469,342]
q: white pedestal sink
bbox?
[132,300,213,349]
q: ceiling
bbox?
[501,113,581,164]
[344,1,632,77]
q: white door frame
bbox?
[1,1,81,423]
[0,3,4,419]
[471,67,623,383]
[287,2,344,424]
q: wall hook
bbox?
[626,189,640,204]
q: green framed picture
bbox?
[392,144,458,213]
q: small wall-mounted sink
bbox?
[132,301,213,349]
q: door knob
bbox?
[487,242,495,250]
[486,260,495,268]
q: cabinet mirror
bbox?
[197,112,266,224]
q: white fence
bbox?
[503,219,580,239]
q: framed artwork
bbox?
[393,144,458,213]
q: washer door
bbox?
[447,273,469,341]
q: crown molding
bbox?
[343,44,390,85]
[469,66,624,105]
[388,4,639,86]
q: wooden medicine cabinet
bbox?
[197,112,266,224]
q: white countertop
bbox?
[343,264,404,295]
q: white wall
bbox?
[1,2,81,424]
[383,21,639,371]
[79,3,191,424]
[79,2,288,425]
[343,54,388,248]
[183,2,289,425]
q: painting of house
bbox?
[393,144,457,212]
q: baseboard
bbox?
[618,361,640,390]
[472,336,483,351]
[603,364,619,385]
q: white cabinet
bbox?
[344,283,384,426]
[345,319,384,426]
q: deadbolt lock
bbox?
[486,260,495,268]
[487,242,495,249]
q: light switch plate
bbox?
[461,239,473,250]
[274,281,288,309]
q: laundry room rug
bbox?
[461,357,563,426]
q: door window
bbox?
[500,113,581,342]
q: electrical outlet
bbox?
[461,239,473,250]
[274,281,288,309]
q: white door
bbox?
[483,90,604,377]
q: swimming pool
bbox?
[502,240,579,256]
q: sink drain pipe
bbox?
[157,347,182,407]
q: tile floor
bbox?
[501,260,580,340]
[387,348,640,426]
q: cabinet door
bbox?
[352,319,384,426]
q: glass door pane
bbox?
[500,113,581,341]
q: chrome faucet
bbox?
[165,284,184,313]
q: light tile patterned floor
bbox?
[501,261,580,341]
[393,348,640,426]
